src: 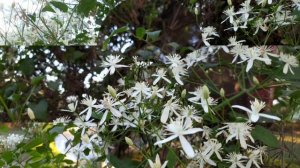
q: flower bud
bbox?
[181,89,186,98]
[107,85,117,98]
[27,108,35,120]
[253,76,260,85]
[194,3,200,15]
[227,0,232,6]
[81,134,89,144]
[220,88,225,97]
[202,85,210,100]
[125,137,134,146]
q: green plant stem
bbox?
[0,94,14,121]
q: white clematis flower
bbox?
[101,54,129,75]
[152,68,171,85]
[279,52,299,75]
[148,154,168,168]
[232,99,281,122]
[80,96,101,121]
[154,117,203,158]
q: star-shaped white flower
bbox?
[279,52,299,74]
[232,99,281,122]
[188,85,217,113]
[101,54,128,75]
[148,154,168,168]
[218,123,254,149]
[154,118,203,158]
[152,68,171,85]
[80,96,100,121]
[224,152,247,168]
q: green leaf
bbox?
[252,125,280,148]
[168,42,180,50]
[77,0,97,16]
[0,125,9,133]
[50,1,68,12]
[135,27,145,40]
[19,59,35,76]
[47,81,60,91]
[49,125,65,134]
[31,76,44,86]
[29,99,48,121]
[146,30,161,42]
[166,149,177,168]
[23,137,44,151]
[107,155,140,168]
[1,151,14,163]
[42,4,56,13]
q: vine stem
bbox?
[0,94,14,121]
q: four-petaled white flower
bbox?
[152,68,171,85]
[131,82,152,102]
[224,152,248,168]
[222,6,236,24]
[242,47,271,72]
[246,149,261,168]
[74,116,97,136]
[218,123,254,149]
[188,85,217,113]
[98,95,124,125]
[279,52,299,74]
[148,154,168,168]
[161,98,180,123]
[154,117,203,158]
[232,99,281,122]
[80,96,100,121]
[202,139,223,161]
[101,54,128,75]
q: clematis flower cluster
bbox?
[44,43,294,167]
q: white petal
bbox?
[154,134,178,145]
[110,107,122,117]
[182,128,203,135]
[240,135,247,149]
[179,136,195,158]
[250,113,260,122]
[110,66,116,75]
[100,68,109,78]
[99,110,108,125]
[162,77,171,83]
[232,105,253,114]
[202,101,209,113]
[283,64,288,74]
[148,160,154,168]
[155,154,161,166]
[161,107,170,123]
[161,161,168,168]
[85,108,92,121]
[246,59,254,72]
[153,77,160,85]
[174,75,184,85]
[259,113,281,121]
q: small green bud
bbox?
[253,76,260,85]
[107,85,117,98]
[202,85,210,100]
[181,89,187,98]
[227,0,232,6]
[27,108,35,120]
[194,3,200,15]
[125,137,134,146]
[220,88,225,97]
